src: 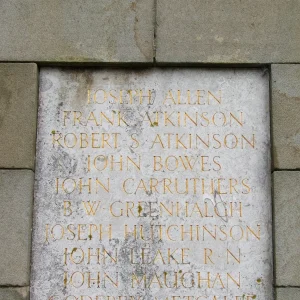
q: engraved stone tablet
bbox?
[31,69,273,300]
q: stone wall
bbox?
[0,1,299,299]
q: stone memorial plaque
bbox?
[31,68,272,300]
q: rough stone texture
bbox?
[276,288,300,300]
[0,287,29,300]
[0,170,34,286]
[0,63,38,169]
[272,65,300,169]
[274,171,300,286]
[0,1,154,63]
[156,0,300,63]
[31,68,272,299]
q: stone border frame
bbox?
[0,1,300,299]
[0,63,282,300]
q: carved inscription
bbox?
[31,69,273,300]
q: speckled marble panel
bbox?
[31,68,272,300]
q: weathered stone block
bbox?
[0,1,154,63]
[0,63,38,169]
[156,0,300,63]
[272,65,300,169]
[274,171,300,286]
[0,170,34,286]
[0,287,29,300]
[277,288,300,300]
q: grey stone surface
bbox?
[31,68,272,299]
[0,287,29,300]
[156,0,300,63]
[272,65,300,169]
[0,63,38,169]
[0,1,154,63]
[276,288,300,300]
[0,170,34,286]
[274,171,300,286]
